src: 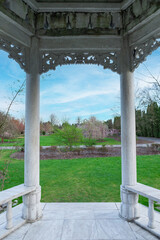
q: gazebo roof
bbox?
[0,0,160,74]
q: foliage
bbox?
[0,79,25,191]
[104,117,121,135]
[136,64,160,109]
[113,116,121,131]
[40,121,53,135]
[80,116,108,140]
[0,112,24,141]
[54,122,83,149]
[83,138,96,147]
[0,157,11,191]
[76,116,82,126]
[50,114,59,132]
[105,119,113,129]
[0,134,121,147]
[0,80,25,141]
[136,101,160,137]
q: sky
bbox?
[0,48,160,124]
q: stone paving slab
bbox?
[2,202,159,240]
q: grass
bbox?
[0,137,24,146]
[0,150,160,207]
[95,137,120,146]
[0,135,121,147]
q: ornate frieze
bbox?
[0,37,27,71]
[131,38,160,71]
[1,35,160,75]
[36,12,122,36]
[40,51,120,74]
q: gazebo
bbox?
[0,0,160,239]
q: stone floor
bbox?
[1,202,160,240]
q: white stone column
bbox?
[22,37,42,222]
[120,37,139,221]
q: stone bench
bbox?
[126,183,160,203]
[126,183,160,229]
[0,184,36,206]
[0,184,36,239]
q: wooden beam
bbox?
[23,0,123,12]
[129,10,160,46]
[0,12,31,47]
[23,0,39,11]
[24,0,135,12]
[39,35,121,51]
[121,0,135,10]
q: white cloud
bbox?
[41,88,117,106]
[72,108,110,117]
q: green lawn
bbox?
[0,150,160,207]
[0,137,24,146]
[0,135,120,147]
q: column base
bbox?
[22,186,42,222]
[120,185,139,221]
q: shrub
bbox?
[20,144,25,152]
[50,146,58,151]
[83,138,96,147]
[151,143,160,151]
[54,123,83,150]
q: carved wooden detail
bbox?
[0,37,27,71]
[131,38,160,71]
[40,51,119,73]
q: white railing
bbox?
[126,183,160,230]
[0,184,36,239]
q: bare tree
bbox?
[136,63,160,110]
[50,113,59,126]
[0,79,25,190]
[76,116,81,126]
[0,80,25,141]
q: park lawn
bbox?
[40,134,64,146]
[95,137,120,146]
[0,150,160,207]
[0,137,24,146]
[0,135,121,147]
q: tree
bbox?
[105,119,113,129]
[50,113,59,126]
[136,63,160,109]
[135,102,160,137]
[40,121,53,135]
[80,116,108,140]
[0,79,25,190]
[55,122,83,149]
[76,116,81,126]
[113,116,121,131]
[0,80,25,142]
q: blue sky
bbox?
[0,48,160,124]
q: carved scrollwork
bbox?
[40,52,119,74]
[131,38,160,71]
[0,37,27,71]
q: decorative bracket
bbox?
[40,51,120,74]
[131,37,160,71]
[0,36,27,72]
